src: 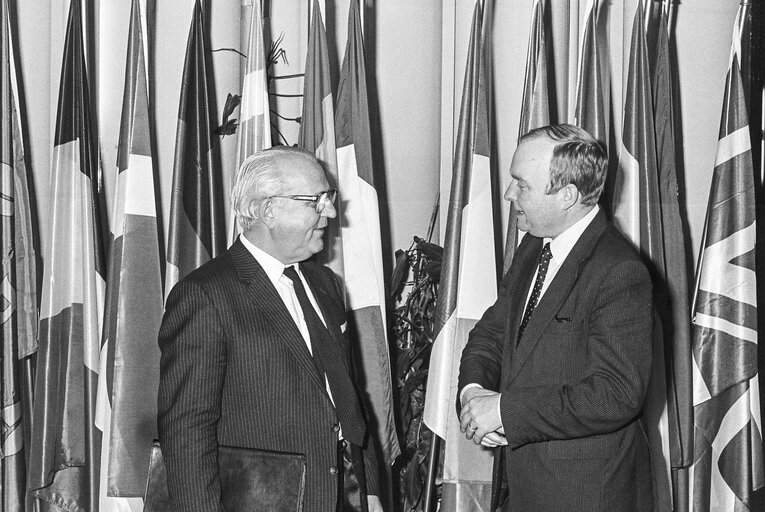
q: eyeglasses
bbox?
[270,189,338,213]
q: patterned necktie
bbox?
[283,266,367,446]
[517,242,553,342]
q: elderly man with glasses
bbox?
[158,146,382,512]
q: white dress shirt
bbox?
[239,235,338,410]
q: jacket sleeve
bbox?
[457,270,514,406]
[157,280,227,512]
[500,258,654,448]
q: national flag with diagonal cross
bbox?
[299,0,343,276]
[0,0,38,508]
[334,0,400,472]
[166,0,225,295]
[423,1,497,509]
[94,0,162,509]
[689,4,764,510]
[28,0,108,509]
[228,0,271,245]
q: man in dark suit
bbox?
[158,146,382,512]
[458,124,654,511]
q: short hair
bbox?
[231,146,319,231]
[520,124,608,206]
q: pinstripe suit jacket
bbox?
[458,210,655,511]
[157,239,379,512]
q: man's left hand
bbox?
[459,389,502,445]
[368,494,383,512]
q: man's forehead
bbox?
[511,137,554,169]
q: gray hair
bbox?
[521,124,608,207]
[231,146,317,231]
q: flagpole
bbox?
[423,435,441,512]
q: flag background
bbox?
[1,0,758,509]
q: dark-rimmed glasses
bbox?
[270,189,337,213]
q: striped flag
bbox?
[612,2,675,509]
[28,0,107,509]
[504,0,552,274]
[94,0,161,509]
[166,0,225,295]
[0,0,38,508]
[334,0,400,471]
[423,1,497,509]
[298,0,343,276]
[689,5,764,510]
[228,0,271,245]
[573,0,606,146]
[650,0,693,491]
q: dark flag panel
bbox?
[690,5,764,510]
[649,7,694,512]
[28,0,107,510]
[165,0,224,295]
[96,0,163,506]
[574,0,607,147]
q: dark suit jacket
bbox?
[458,210,655,512]
[157,239,379,512]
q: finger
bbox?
[482,432,508,447]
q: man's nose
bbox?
[504,180,517,202]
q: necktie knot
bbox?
[283,265,300,284]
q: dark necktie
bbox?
[517,242,553,342]
[283,266,367,446]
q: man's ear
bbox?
[259,199,276,228]
[558,183,580,210]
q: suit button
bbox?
[329,466,339,475]
[332,423,340,432]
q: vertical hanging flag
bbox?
[690,4,764,510]
[298,0,343,276]
[334,0,400,470]
[0,0,38,508]
[613,2,675,510]
[95,0,161,509]
[650,0,693,486]
[166,0,225,295]
[28,0,107,509]
[423,1,497,509]
[573,0,606,146]
[228,0,271,245]
[504,0,552,274]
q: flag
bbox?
[650,0,693,479]
[612,2,675,509]
[228,0,271,245]
[298,0,343,276]
[423,1,497,509]
[28,0,107,509]
[504,0,552,274]
[334,0,400,471]
[166,0,225,295]
[573,0,606,146]
[0,0,38,507]
[689,5,764,510]
[94,0,161,508]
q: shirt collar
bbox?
[239,235,297,288]
[545,204,599,263]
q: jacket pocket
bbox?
[546,432,620,460]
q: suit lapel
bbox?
[229,241,327,392]
[507,211,608,386]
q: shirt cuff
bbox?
[459,383,484,407]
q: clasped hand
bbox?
[459,388,508,448]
